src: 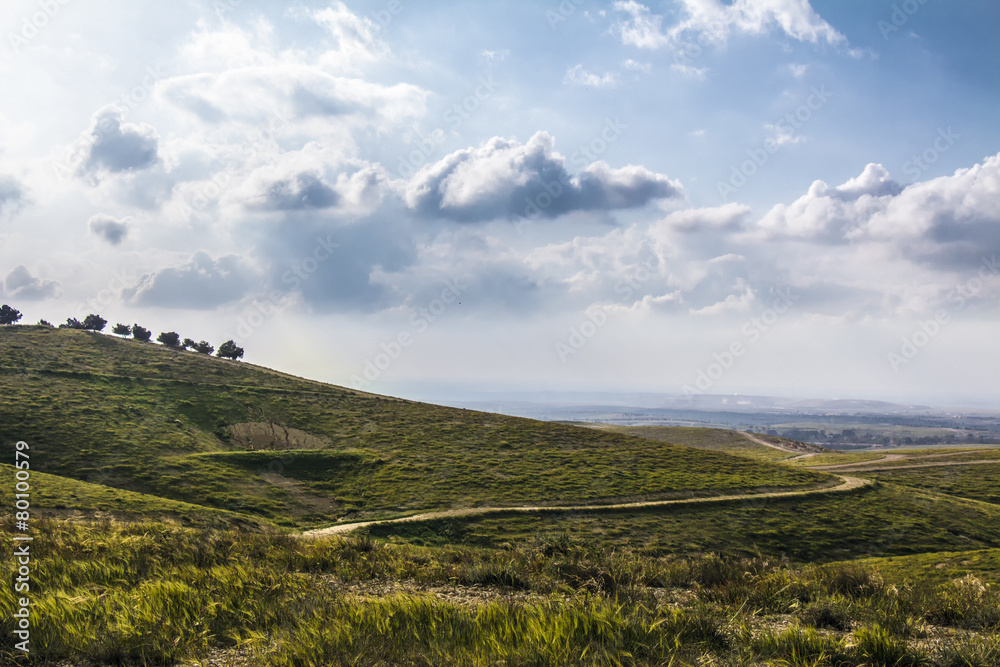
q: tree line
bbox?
[0,304,244,360]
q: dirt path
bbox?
[808,450,993,471]
[741,431,799,453]
[810,454,908,470]
[740,431,829,456]
[301,475,871,538]
[811,459,1000,473]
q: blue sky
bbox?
[1,0,998,406]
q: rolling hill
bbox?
[0,326,831,528]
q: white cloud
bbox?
[406,132,683,223]
[621,59,652,73]
[614,0,846,51]
[671,63,709,79]
[564,64,617,88]
[659,203,751,233]
[861,154,1000,269]
[310,2,391,69]
[613,1,672,49]
[764,122,806,147]
[158,65,426,128]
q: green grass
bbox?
[2,517,998,666]
[364,483,1000,563]
[0,462,258,527]
[871,464,1000,505]
[0,326,833,528]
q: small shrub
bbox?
[342,534,380,555]
[926,575,1000,630]
[798,598,852,631]
[819,563,885,598]
[852,624,924,667]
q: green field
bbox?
[2,325,999,665]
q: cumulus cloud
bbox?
[614,0,845,51]
[737,156,1000,316]
[406,132,682,223]
[88,214,130,245]
[756,163,904,242]
[75,106,159,179]
[122,253,259,309]
[862,153,1000,270]
[3,266,60,300]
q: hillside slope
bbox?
[0,327,832,528]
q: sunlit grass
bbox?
[1,517,997,665]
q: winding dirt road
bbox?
[740,431,829,456]
[811,459,1000,473]
[301,475,871,538]
[808,450,999,471]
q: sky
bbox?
[1,0,998,407]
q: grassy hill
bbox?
[0,326,831,528]
[3,325,1000,665]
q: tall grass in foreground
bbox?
[1,518,998,665]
